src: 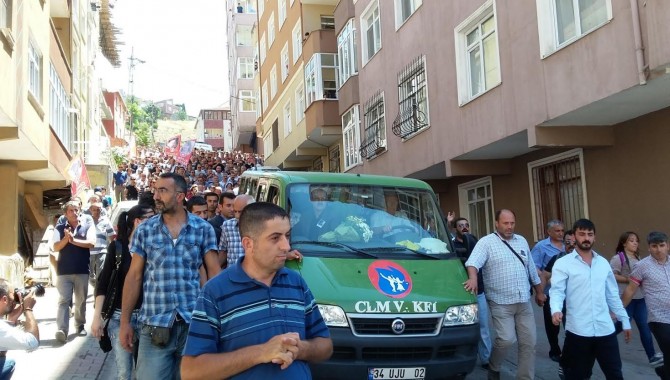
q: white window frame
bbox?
[342,105,362,170]
[320,15,335,30]
[236,25,253,46]
[457,177,495,238]
[268,12,276,46]
[281,43,289,82]
[261,82,269,113]
[292,21,302,63]
[237,0,256,14]
[270,65,277,99]
[304,53,338,106]
[295,84,305,122]
[360,0,382,66]
[259,0,265,17]
[239,90,255,112]
[536,0,612,58]
[255,90,262,119]
[337,19,357,89]
[238,57,254,79]
[1,0,12,29]
[260,34,267,63]
[454,0,501,105]
[278,0,287,28]
[283,101,292,137]
[527,148,589,241]
[50,63,71,151]
[263,132,273,158]
[290,0,295,7]
[394,0,422,29]
[28,38,42,102]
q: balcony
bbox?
[302,29,336,62]
[334,0,355,33]
[304,99,341,146]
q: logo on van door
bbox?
[367,261,412,298]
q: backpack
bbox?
[101,240,124,320]
[617,251,630,271]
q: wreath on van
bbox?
[319,216,373,243]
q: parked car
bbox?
[109,200,139,231]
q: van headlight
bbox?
[443,304,478,326]
[317,305,349,327]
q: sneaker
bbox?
[55,330,67,343]
[76,326,87,337]
[650,352,664,368]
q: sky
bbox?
[98,0,230,116]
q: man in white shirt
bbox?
[550,218,631,380]
[0,279,39,378]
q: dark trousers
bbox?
[562,331,623,380]
[649,322,670,380]
[543,295,561,355]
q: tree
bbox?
[143,103,162,129]
[135,122,151,147]
[127,99,147,132]
[175,103,187,121]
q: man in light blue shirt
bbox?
[549,218,631,380]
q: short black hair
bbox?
[239,202,288,240]
[159,172,188,193]
[647,231,668,244]
[572,218,596,233]
[219,191,236,204]
[452,217,468,229]
[204,191,219,202]
[186,196,207,212]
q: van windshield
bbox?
[287,183,453,255]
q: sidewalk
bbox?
[8,285,116,380]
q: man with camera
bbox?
[0,279,39,379]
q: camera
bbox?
[13,284,45,303]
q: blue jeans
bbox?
[0,357,15,380]
[56,274,88,334]
[136,320,190,380]
[108,309,140,380]
[627,298,656,359]
[477,293,492,364]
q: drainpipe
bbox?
[630,0,647,85]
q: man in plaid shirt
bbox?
[119,173,221,380]
[219,194,255,268]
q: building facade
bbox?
[333,0,670,252]
[195,106,231,149]
[255,0,341,171]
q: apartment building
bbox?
[194,106,231,149]
[227,0,257,151]
[256,0,341,171]
[0,0,120,284]
[335,0,670,252]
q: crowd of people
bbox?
[455,211,669,380]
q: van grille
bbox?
[362,347,432,360]
[350,317,441,336]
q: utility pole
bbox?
[127,46,145,133]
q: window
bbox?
[537,0,611,57]
[238,57,254,79]
[395,0,422,28]
[292,21,302,63]
[329,145,340,173]
[281,43,289,82]
[454,1,500,104]
[263,132,273,157]
[239,90,255,112]
[255,90,262,119]
[528,149,587,241]
[321,15,335,30]
[394,55,429,139]
[291,0,295,6]
[237,0,256,13]
[360,1,381,64]
[272,119,279,149]
[305,53,338,105]
[268,12,275,46]
[295,85,305,122]
[1,0,11,29]
[28,39,42,102]
[283,101,292,136]
[337,19,358,88]
[71,41,80,94]
[458,177,495,238]
[50,63,71,152]
[259,0,264,17]
[342,105,361,170]
[261,82,268,112]
[360,92,386,160]
[236,25,253,46]
[260,34,267,63]
[279,0,287,28]
[270,66,277,99]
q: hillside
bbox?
[153,119,197,145]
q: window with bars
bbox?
[312,157,323,172]
[329,145,340,173]
[360,91,386,160]
[392,55,429,139]
[529,150,586,241]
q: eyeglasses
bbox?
[457,223,470,228]
[140,214,155,220]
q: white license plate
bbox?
[368,367,425,380]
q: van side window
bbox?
[257,183,268,201]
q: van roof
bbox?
[241,171,432,190]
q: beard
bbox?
[576,240,592,251]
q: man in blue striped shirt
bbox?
[119,173,221,380]
[181,202,332,380]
